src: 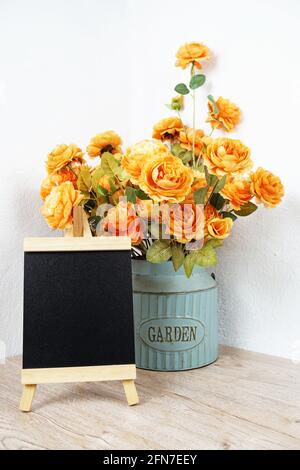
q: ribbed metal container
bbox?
[132,260,218,371]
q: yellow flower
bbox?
[40,167,77,200]
[46,144,84,174]
[207,97,241,132]
[221,177,253,210]
[175,42,210,69]
[204,138,253,176]
[152,117,183,141]
[207,217,233,240]
[41,181,83,230]
[139,153,193,203]
[179,128,205,156]
[121,139,169,184]
[86,131,122,157]
[250,167,284,208]
[161,203,204,243]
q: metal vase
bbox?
[132,260,218,371]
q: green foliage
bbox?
[207,94,219,114]
[194,243,218,268]
[171,244,185,272]
[125,186,137,203]
[221,211,237,221]
[194,186,209,204]
[174,83,190,95]
[136,188,149,200]
[77,166,92,193]
[91,165,105,192]
[189,74,206,89]
[213,175,227,193]
[146,240,172,264]
[101,152,126,180]
[234,202,258,217]
[97,185,109,197]
[210,193,226,211]
[171,144,192,164]
[184,252,196,278]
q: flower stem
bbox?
[191,65,196,168]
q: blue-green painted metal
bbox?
[132,260,218,371]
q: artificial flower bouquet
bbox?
[40,42,284,277]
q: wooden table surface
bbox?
[0,346,299,450]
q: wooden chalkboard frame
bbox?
[20,207,139,411]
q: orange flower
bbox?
[136,199,156,220]
[221,177,252,210]
[41,181,83,229]
[207,217,233,240]
[40,167,77,200]
[102,201,145,245]
[152,117,183,141]
[46,144,84,174]
[204,204,220,240]
[207,97,241,132]
[161,203,204,243]
[139,153,194,203]
[204,138,252,176]
[86,131,122,157]
[179,128,205,156]
[176,42,210,69]
[250,168,284,208]
[122,139,168,184]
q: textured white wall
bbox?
[0,0,300,359]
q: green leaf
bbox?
[108,178,117,193]
[204,165,211,185]
[207,94,219,114]
[146,240,172,264]
[189,74,206,90]
[125,186,137,203]
[77,166,92,193]
[97,185,109,197]
[204,238,223,249]
[213,175,227,193]
[165,103,173,110]
[174,83,190,95]
[184,252,196,278]
[171,143,185,157]
[91,165,105,192]
[221,211,237,221]
[194,186,209,204]
[234,202,258,217]
[210,193,226,211]
[180,150,193,164]
[101,152,126,180]
[136,188,150,200]
[194,244,218,267]
[171,244,185,272]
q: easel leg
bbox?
[122,379,139,406]
[19,384,37,412]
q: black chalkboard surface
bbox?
[23,250,135,369]
[20,236,139,411]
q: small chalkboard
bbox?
[20,211,138,412]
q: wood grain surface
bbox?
[1,346,300,450]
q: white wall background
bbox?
[0,0,300,359]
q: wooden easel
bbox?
[20,206,139,411]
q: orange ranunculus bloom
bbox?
[152,117,183,141]
[46,144,84,174]
[139,153,194,203]
[86,131,122,158]
[175,42,210,69]
[221,177,253,210]
[204,138,253,176]
[207,217,233,240]
[121,139,168,184]
[250,167,284,208]
[40,167,77,200]
[204,204,220,240]
[161,203,204,243]
[179,128,205,156]
[207,97,241,132]
[41,181,83,230]
[102,201,146,245]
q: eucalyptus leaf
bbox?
[171,244,185,272]
[174,83,190,95]
[234,202,258,217]
[189,74,206,89]
[146,240,172,264]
